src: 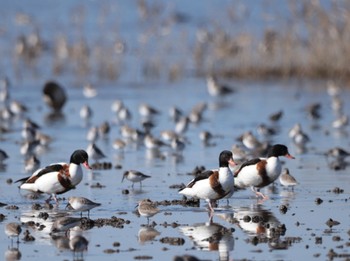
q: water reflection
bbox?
[235,205,283,237]
[4,247,21,261]
[19,207,91,259]
[138,227,161,244]
[219,205,290,250]
[0,163,7,172]
[179,218,234,261]
[43,111,65,125]
[279,190,297,205]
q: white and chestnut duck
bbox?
[179,150,236,214]
[234,144,294,199]
[16,150,92,204]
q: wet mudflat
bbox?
[0,80,349,261]
[0,1,350,261]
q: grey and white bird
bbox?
[5,222,22,246]
[279,168,298,189]
[136,199,160,224]
[66,196,101,218]
[122,170,151,188]
[288,123,310,146]
[171,137,186,153]
[86,126,99,142]
[112,139,126,151]
[175,116,189,134]
[24,155,40,173]
[83,83,97,98]
[144,134,169,150]
[240,131,263,151]
[139,103,160,118]
[79,105,93,120]
[332,114,348,129]
[86,143,106,162]
[168,106,183,122]
[10,100,28,116]
[326,147,350,160]
[206,76,235,97]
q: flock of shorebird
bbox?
[1,76,349,258]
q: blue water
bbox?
[0,1,350,261]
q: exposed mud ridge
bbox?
[160,237,185,246]
[90,182,106,189]
[22,229,35,242]
[327,249,350,259]
[91,162,113,170]
[155,198,200,208]
[5,205,19,210]
[134,256,153,260]
[86,216,131,229]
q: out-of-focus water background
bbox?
[0,1,350,261]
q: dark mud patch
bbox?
[22,229,35,242]
[160,237,185,246]
[134,255,153,260]
[92,216,130,229]
[155,198,200,208]
[5,205,19,210]
[90,182,106,189]
[91,162,113,170]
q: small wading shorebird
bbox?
[234,144,295,200]
[136,199,160,224]
[66,196,101,218]
[122,170,151,188]
[5,222,22,246]
[15,150,92,204]
[179,150,236,216]
[279,168,298,190]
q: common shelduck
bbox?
[15,150,92,204]
[234,144,294,199]
[179,150,236,213]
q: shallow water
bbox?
[1,79,350,261]
[1,1,350,261]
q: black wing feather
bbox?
[15,164,64,184]
[35,164,63,177]
[234,158,261,176]
[185,170,214,188]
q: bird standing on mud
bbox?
[179,150,236,216]
[234,144,295,199]
[16,150,92,204]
